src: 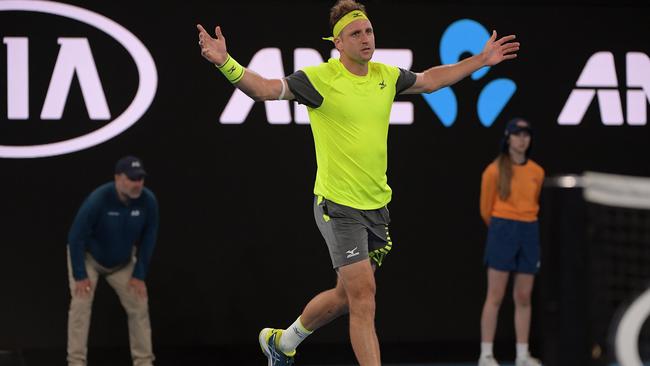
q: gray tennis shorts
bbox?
[313,196,393,269]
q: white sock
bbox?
[516,343,529,359]
[480,342,494,357]
[279,317,313,353]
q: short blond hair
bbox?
[329,0,367,32]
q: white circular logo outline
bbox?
[0,0,157,158]
[615,288,650,366]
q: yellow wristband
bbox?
[216,55,245,84]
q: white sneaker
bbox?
[516,355,542,366]
[478,354,500,366]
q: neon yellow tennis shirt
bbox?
[286,58,416,210]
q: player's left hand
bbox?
[482,30,520,66]
[129,278,148,301]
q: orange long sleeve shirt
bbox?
[480,159,545,225]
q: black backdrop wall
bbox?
[1,0,649,354]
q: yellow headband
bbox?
[322,10,369,41]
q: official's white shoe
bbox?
[515,355,542,366]
[478,354,500,366]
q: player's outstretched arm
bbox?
[196,24,294,101]
[402,30,519,95]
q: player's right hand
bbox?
[197,24,228,66]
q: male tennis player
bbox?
[197,1,519,364]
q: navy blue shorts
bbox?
[484,217,540,274]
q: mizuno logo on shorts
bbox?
[346,247,360,258]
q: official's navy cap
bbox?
[115,156,147,180]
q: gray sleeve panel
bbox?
[395,68,418,94]
[285,70,324,109]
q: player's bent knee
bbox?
[348,295,376,315]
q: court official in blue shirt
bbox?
[66,156,159,366]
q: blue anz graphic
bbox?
[439,19,491,80]
[477,79,517,127]
[422,87,457,127]
[423,19,516,127]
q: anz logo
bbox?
[558,52,650,126]
[0,1,157,158]
[423,19,516,127]
[218,18,516,127]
